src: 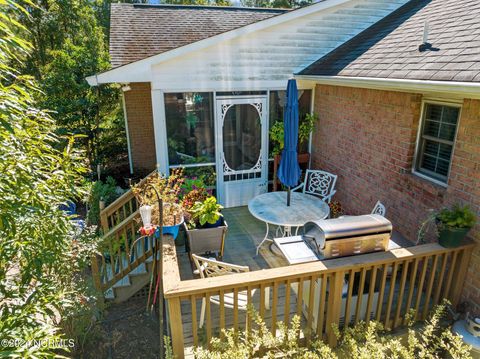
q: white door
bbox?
[215,96,268,207]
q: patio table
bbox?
[248,191,330,255]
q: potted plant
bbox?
[131,170,185,240]
[418,205,476,248]
[271,113,318,190]
[184,196,228,259]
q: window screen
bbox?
[415,103,460,183]
[164,92,215,165]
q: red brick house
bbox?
[88,0,480,311]
[297,0,480,312]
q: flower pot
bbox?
[162,216,184,240]
[184,219,228,259]
[203,216,224,229]
[438,227,470,248]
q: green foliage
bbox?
[269,120,285,156]
[192,302,472,359]
[269,112,318,155]
[16,0,125,170]
[163,0,232,5]
[241,0,312,8]
[190,196,224,227]
[437,205,476,230]
[0,1,101,357]
[194,309,335,358]
[86,176,120,226]
[182,176,208,195]
[418,204,477,243]
[300,113,317,145]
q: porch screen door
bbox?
[215,96,268,207]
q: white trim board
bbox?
[295,75,480,99]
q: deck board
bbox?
[174,206,412,358]
[175,206,297,356]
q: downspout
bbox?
[308,86,315,169]
[121,89,134,174]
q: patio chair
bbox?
[292,169,337,203]
[371,201,386,216]
[192,254,269,328]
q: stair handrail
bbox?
[92,209,157,294]
[99,169,158,233]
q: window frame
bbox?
[412,99,462,187]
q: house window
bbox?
[414,102,460,184]
[269,89,312,157]
[164,92,215,166]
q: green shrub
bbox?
[186,301,472,359]
[86,176,119,226]
[0,2,102,357]
[437,205,476,230]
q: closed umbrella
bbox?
[277,79,301,206]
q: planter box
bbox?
[184,219,228,260]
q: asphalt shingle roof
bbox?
[109,3,287,68]
[299,0,480,82]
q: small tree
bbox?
[0,1,96,356]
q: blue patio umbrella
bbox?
[277,79,301,206]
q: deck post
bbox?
[448,248,472,307]
[167,297,185,359]
[90,254,104,306]
[325,270,344,347]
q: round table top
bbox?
[248,191,330,227]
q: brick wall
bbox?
[124,82,156,176]
[312,84,480,311]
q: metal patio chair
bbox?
[292,169,337,203]
[371,201,386,216]
[192,254,269,328]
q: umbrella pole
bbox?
[287,187,291,206]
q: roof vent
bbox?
[419,21,430,52]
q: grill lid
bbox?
[303,214,392,249]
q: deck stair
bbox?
[102,238,157,302]
[91,171,161,303]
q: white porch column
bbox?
[151,89,169,175]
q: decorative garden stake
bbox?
[138,185,165,359]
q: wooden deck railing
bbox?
[99,170,157,233]
[162,237,474,359]
[91,211,150,293]
[93,171,158,294]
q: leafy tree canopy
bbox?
[1,1,97,357]
[241,0,312,8]
[17,0,125,171]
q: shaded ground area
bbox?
[79,296,160,359]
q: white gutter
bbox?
[294,75,480,99]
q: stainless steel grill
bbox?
[303,214,392,259]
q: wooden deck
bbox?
[173,207,418,357]
[177,206,288,281]
[175,206,299,356]
[95,178,475,359]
